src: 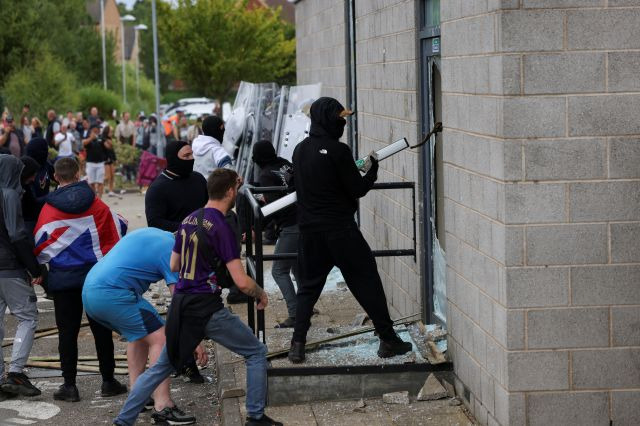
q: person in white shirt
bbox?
[115,112,136,146]
[54,124,75,160]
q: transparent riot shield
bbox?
[235,82,280,184]
[275,83,322,162]
[222,81,256,159]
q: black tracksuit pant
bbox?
[292,222,396,343]
[52,289,115,385]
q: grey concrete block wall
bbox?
[295,1,640,424]
[442,2,640,425]
[294,0,421,319]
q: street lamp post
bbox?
[100,0,107,90]
[134,24,148,100]
[151,0,161,120]
[120,14,136,106]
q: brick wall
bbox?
[443,2,640,425]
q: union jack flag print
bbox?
[34,199,127,269]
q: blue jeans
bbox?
[272,224,299,318]
[114,307,268,425]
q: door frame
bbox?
[416,0,442,325]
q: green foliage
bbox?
[160,0,296,101]
[77,86,123,119]
[3,53,78,120]
[124,63,157,117]
[113,140,141,166]
[0,0,118,89]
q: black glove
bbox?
[366,155,379,181]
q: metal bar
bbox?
[151,0,161,120]
[371,182,415,190]
[267,362,452,377]
[262,253,297,261]
[372,249,416,257]
[242,188,256,335]
[412,184,417,262]
[255,206,266,343]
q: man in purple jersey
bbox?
[113,169,282,426]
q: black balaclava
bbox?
[20,156,40,186]
[202,115,225,142]
[309,97,347,140]
[252,140,277,167]
[165,140,194,178]
[26,137,49,167]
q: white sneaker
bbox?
[108,191,116,197]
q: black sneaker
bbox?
[151,406,196,425]
[377,337,413,358]
[53,383,80,402]
[275,317,295,328]
[245,414,284,426]
[0,389,12,402]
[101,378,127,397]
[0,372,41,396]
[287,340,305,364]
[142,397,155,412]
[182,365,205,384]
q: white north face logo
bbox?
[319,149,328,154]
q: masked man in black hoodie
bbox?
[288,97,412,363]
[0,154,43,398]
[252,141,299,328]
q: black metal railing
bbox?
[240,181,417,343]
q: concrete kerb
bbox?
[214,342,243,426]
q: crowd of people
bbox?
[0,97,412,426]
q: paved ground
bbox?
[0,192,221,425]
[1,190,475,425]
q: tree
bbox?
[160,0,296,101]
[0,0,118,88]
[3,53,78,120]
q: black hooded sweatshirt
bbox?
[0,154,41,279]
[145,140,208,232]
[252,140,296,230]
[292,97,378,232]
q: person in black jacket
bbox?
[145,140,208,233]
[252,141,299,328]
[288,97,412,363]
[0,154,43,397]
[22,137,55,233]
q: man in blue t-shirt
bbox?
[113,169,282,426]
[83,227,196,426]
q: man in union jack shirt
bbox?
[34,157,128,403]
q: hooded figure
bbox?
[287,97,411,364]
[308,97,348,140]
[252,140,299,326]
[145,140,208,232]
[192,115,233,178]
[0,154,41,278]
[165,140,195,179]
[22,138,54,230]
[0,154,42,397]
